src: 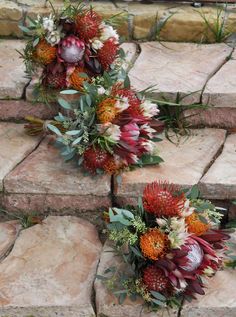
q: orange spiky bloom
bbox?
[186,212,210,236]
[143,265,171,292]
[140,228,168,261]
[103,157,124,175]
[69,67,88,90]
[97,38,118,70]
[142,181,186,217]
[96,98,118,123]
[34,39,57,65]
[76,10,101,41]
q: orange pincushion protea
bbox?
[186,212,210,236]
[143,181,186,217]
[34,39,57,65]
[140,228,168,261]
[96,98,118,123]
[69,67,88,90]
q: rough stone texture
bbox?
[199,133,236,200]
[129,42,232,104]
[114,129,226,206]
[129,3,158,40]
[0,122,41,191]
[0,216,102,317]
[3,138,111,213]
[183,107,236,129]
[181,269,236,317]
[0,221,20,260]
[0,1,22,21]
[229,202,236,220]
[120,42,138,71]
[0,40,29,99]
[95,241,177,317]
[202,50,236,108]
[0,100,58,121]
[0,19,23,37]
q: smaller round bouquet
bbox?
[101,181,231,309]
[21,1,121,97]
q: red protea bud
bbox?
[143,265,170,293]
[83,146,110,173]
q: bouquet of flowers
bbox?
[25,70,163,175]
[101,182,231,309]
[20,1,123,101]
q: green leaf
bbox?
[65,130,82,136]
[151,298,166,306]
[72,136,83,146]
[58,98,72,110]
[60,89,78,94]
[190,185,200,199]
[47,124,62,136]
[33,37,40,47]
[86,94,92,106]
[78,72,89,79]
[198,215,208,224]
[150,291,166,301]
[129,246,144,258]
[138,154,164,166]
[18,25,31,33]
[124,75,130,89]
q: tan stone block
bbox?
[0,20,23,37]
[199,133,236,200]
[0,216,102,317]
[0,122,41,192]
[0,40,29,98]
[129,42,232,104]
[114,129,226,206]
[181,269,236,317]
[0,1,22,21]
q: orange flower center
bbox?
[140,228,168,261]
[186,212,209,236]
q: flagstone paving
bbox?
[0,122,41,192]
[2,137,111,214]
[0,216,102,317]
[0,220,20,260]
[114,129,226,206]
[199,133,236,200]
[129,42,233,105]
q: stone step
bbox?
[0,216,102,317]
[114,128,227,206]
[2,0,236,43]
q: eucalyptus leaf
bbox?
[65,130,82,136]
[60,89,78,94]
[190,185,200,199]
[150,291,166,301]
[58,97,72,110]
[47,124,62,136]
[72,136,83,146]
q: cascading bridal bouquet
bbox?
[20,1,124,103]
[100,182,232,309]
[25,71,164,175]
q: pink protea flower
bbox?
[58,35,85,64]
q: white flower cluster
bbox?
[140,100,160,118]
[156,217,190,249]
[38,14,62,46]
[90,22,119,51]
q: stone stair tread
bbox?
[2,137,111,213]
[0,122,41,191]
[129,42,232,105]
[0,216,102,317]
[202,50,236,108]
[0,40,29,99]
[114,128,226,205]
[199,133,236,200]
[0,220,21,259]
